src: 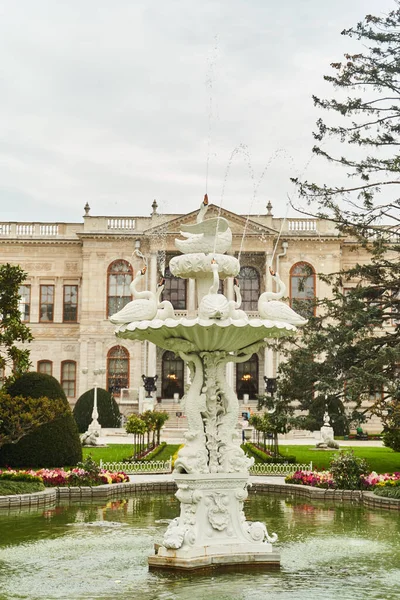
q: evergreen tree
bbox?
[280,4,400,440]
[0,264,32,379]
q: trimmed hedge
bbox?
[0,372,82,468]
[73,387,121,433]
[243,442,297,464]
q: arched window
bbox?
[61,361,76,398]
[290,262,316,318]
[236,354,259,400]
[162,266,187,310]
[107,346,129,396]
[238,266,260,312]
[107,260,133,318]
[37,360,52,376]
[162,351,184,399]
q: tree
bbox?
[0,391,68,447]
[280,4,400,439]
[125,415,147,459]
[0,264,32,379]
[152,411,169,445]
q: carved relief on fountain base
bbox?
[149,473,280,570]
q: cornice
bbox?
[0,238,82,246]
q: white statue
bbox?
[155,277,176,320]
[228,279,249,321]
[175,197,232,255]
[198,260,230,320]
[109,267,161,324]
[258,267,308,326]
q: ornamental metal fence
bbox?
[100,458,172,474]
[250,462,312,476]
[100,459,311,476]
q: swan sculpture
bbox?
[175,196,232,255]
[228,279,249,321]
[258,268,308,326]
[196,193,208,223]
[156,278,176,320]
[109,267,160,324]
[198,260,230,320]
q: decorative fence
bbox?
[250,462,312,476]
[100,458,172,474]
[100,459,312,476]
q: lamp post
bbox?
[82,367,106,435]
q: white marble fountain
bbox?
[111,197,305,570]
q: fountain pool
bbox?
[0,491,399,600]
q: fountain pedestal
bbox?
[148,473,280,570]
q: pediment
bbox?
[144,204,278,237]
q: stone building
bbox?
[0,200,388,432]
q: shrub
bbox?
[0,372,82,468]
[0,480,45,495]
[373,479,400,499]
[382,429,400,453]
[73,388,121,433]
[329,450,369,490]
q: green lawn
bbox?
[83,444,134,463]
[279,445,400,474]
[82,443,181,464]
[61,443,400,474]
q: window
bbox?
[236,354,259,400]
[19,285,31,322]
[107,346,129,396]
[107,260,133,318]
[162,351,184,399]
[40,285,55,322]
[61,361,76,397]
[63,285,78,322]
[290,262,316,318]
[37,360,52,376]
[162,267,187,310]
[238,266,260,312]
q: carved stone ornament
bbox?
[205,492,230,531]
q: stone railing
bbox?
[287,220,317,232]
[0,222,78,237]
[249,462,312,476]
[107,218,136,230]
[100,458,172,474]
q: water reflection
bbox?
[0,492,399,600]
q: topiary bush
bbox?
[73,387,121,433]
[0,372,82,468]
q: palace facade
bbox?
[0,200,386,432]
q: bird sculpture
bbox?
[175,196,232,255]
[155,277,176,320]
[228,279,249,321]
[196,193,209,223]
[258,267,308,326]
[109,267,159,324]
[198,260,230,320]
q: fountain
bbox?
[112,198,305,570]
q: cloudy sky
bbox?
[0,0,395,223]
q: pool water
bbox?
[0,492,399,600]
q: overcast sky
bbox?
[0,0,395,223]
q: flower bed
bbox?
[0,468,129,488]
[286,469,400,491]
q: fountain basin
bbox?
[116,318,295,353]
